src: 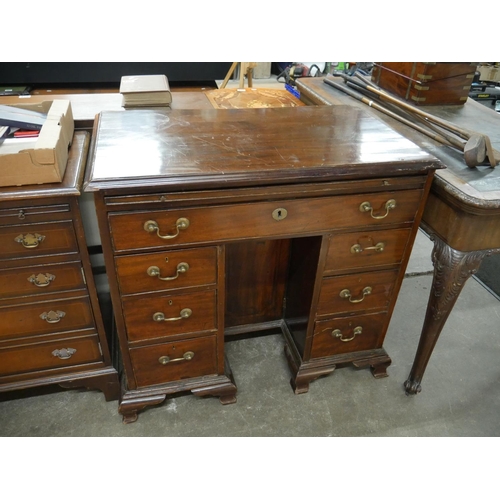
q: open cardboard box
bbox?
[0,100,74,187]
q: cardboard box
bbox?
[0,100,74,187]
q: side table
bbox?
[296,76,500,394]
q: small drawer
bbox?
[0,334,102,377]
[0,221,78,261]
[108,190,423,252]
[316,269,399,317]
[129,335,218,388]
[122,289,217,342]
[0,204,70,226]
[0,296,95,343]
[0,261,86,301]
[311,312,388,358]
[325,228,412,274]
[115,246,217,295]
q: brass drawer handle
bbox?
[147,262,189,281]
[52,347,77,359]
[40,310,66,323]
[15,233,46,249]
[143,218,190,240]
[158,351,195,364]
[339,286,372,303]
[332,326,363,342]
[153,308,192,322]
[359,199,396,219]
[350,242,385,254]
[28,272,56,287]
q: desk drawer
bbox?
[129,335,218,388]
[115,246,217,295]
[109,190,423,252]
[0,204,70,226]
[316,269,398,317]
[0,296,95,342]
[0,221,78,261]
[0,334,102,377]
[122,289,217,342]
[0,261,86,301]
[311,313,387,358]
[325,228,412,274]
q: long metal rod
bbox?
[322,77,463,150]
[331,73,474,140]
[344,79,468,150]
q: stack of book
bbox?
[119,74,172,108]
[0,105,47,140]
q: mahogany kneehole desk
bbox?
[84,106,440,423]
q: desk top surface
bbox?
[297,77,500,210]
[84,105,438,192]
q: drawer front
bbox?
[115,246,217,295]
[0,204,70,226]
[0,261,86,301]
[325,228,412,274]
[0,296,95,342]
[311,313,388,358]
[0,221,78,260]
[109,190,423,252]
[129,335,218,388]
[122,289,217,342]
[316,269,399,317]
[0,335,102,377]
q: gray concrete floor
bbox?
[1,229,499,437]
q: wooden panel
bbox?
[0,261,85,300]
[311,312,388,358]
[122,289,217,342]
[325,228,412,274]
[0,221,78,261]
[317,269,399,317]
[129,336,218,387]
[109,190,423,252]
[0,335,102,377]
[225,240,290,327]
[0,296,95,342]
[115,246,217,295]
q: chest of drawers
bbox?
[0,132,119,401]
[85,106,440,422]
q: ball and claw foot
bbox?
[404,379,422,396]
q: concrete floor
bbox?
[1,229,499,437]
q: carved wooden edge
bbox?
[118,357,238,424]
[284,337,392,394]
[431,175,500,213]
[404,230,500,396]
[59,369,121,401]
[0,367,120,401]
[191,357,237,404]
[119,393,167,424]
[285,342,336,394]
[351,354,391,378]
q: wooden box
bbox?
[371,62,478,106]
[0,100,74,187]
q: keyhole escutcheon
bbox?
[272,208,288,221]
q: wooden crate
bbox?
[371,62,478,106]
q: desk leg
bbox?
[404,234,497,395]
